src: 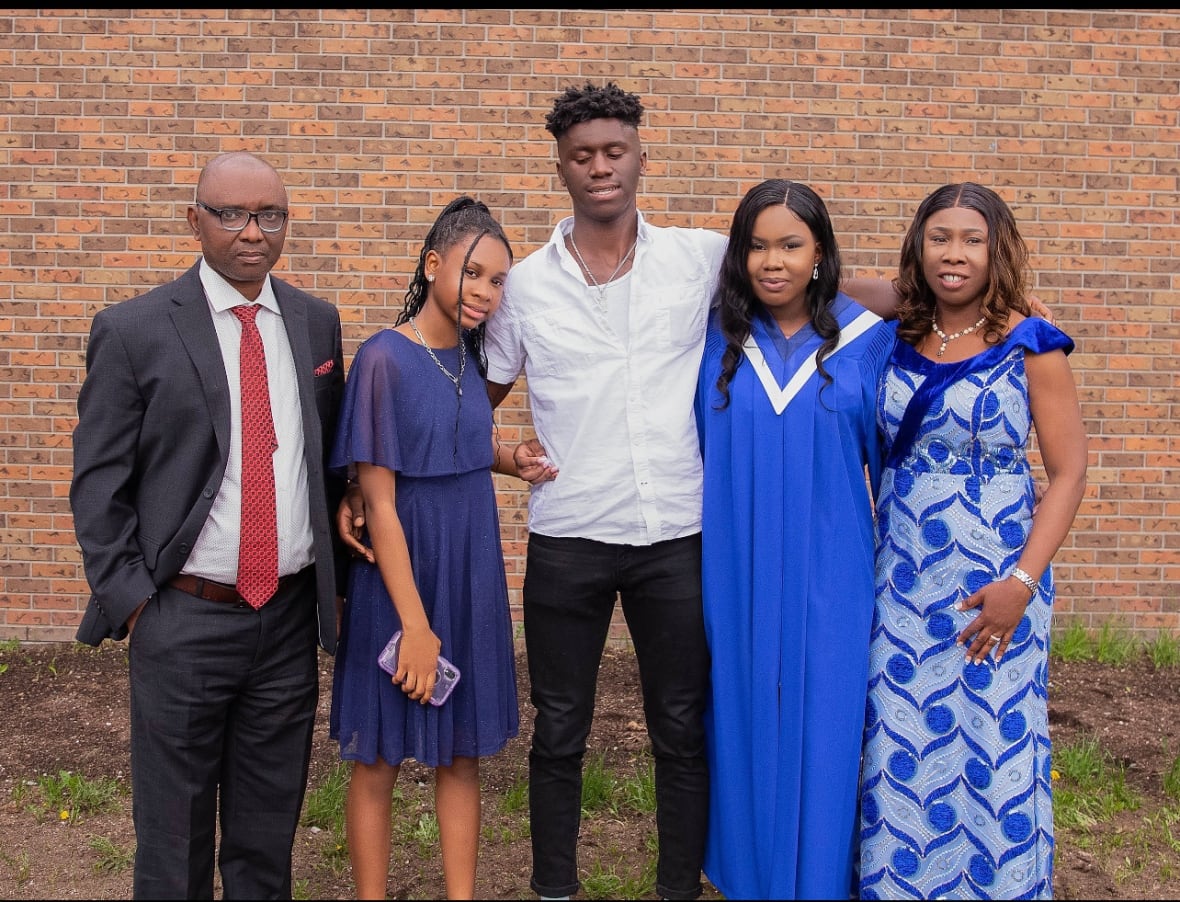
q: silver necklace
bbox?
[408,317,465,396]
[932,313,986,357]
[569,233,637,303]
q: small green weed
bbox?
[300,760,351,873]
[1053,735,1141,829]
[301,760,349,836]
[1094,620,1138,666]
[1163,752,1180,803]
[0,849,31,885]
[31,770,124,822]
[580,845,657,901]
[0,637,23,675]
[619,754,656,815]
[500,772,529,815]
[1146,631,1180,669]
[89,834,134,874]
[1051,621,1093,662]
[580,753,618,816]
[405,812,440,858]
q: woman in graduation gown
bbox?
[694,178,894,900]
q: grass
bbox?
[1051,620,1093,662]
[580,752,620,816]
[89,834,134,874]
[1053,734,1141,829]
[1093,620,1138,666]
[13,770,125,823]
[1147,631,1180,669]
[0,849,31,886]
[0,637,23,675]
[1051,621,1180,670]
[300,761,351,873]
[297,748,663,895]
[288,618,1178,895]
[1164,751,1180,803]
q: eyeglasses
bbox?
[195,201,289,233]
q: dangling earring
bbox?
[812,263,819,281]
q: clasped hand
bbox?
[954,577,1032,664]
[513,437,559,486]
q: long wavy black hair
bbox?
[713,178,842,408]
[395,195,513,378]
[894,182,1030,349]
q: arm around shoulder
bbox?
[842,276,900,320]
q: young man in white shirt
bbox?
[484,81,723,902]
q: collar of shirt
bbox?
[549,209,650,274]
[197,258,280,316]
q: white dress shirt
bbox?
[485,212,727,544]
[184,259,314,584]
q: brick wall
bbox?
[1,8,1176,642]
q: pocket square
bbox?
[313,359,335,376]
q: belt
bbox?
[167,571,306,606]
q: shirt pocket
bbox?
[521,311,611,379]
[644,285,710,350]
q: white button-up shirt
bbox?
[185,259,314,583]
[485,212,727,544]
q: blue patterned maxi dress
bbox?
[858,318,1074,900]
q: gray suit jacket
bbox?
[70,262,347,653]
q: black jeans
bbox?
[524,532,709,901]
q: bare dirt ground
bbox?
[0,640,1177,900]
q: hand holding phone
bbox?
[377,630,461,706]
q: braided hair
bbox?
[544,81,644,139]
[396,195,513,377]
[713,179,842,409]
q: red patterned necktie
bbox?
[231,304,279,609]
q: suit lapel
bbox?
[275,287,321,464]
[170,273,232,456]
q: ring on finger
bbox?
[989,633,1002,642]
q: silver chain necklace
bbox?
[569,233,637,303]
[931,313,986,357]
[408,317,465,396]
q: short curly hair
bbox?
[544,81,645,139]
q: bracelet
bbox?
[1010,567,1038,595]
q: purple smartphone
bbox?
[377,631,461,706]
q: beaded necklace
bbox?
[932,314,986,357]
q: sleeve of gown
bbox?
[329,335,404,476]
[861,322,896,497]
[695,319,726,453]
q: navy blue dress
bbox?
[329,328,518,768]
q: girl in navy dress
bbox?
[330,197,519,899]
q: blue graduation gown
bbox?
[695,293,894,900]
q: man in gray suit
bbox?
[70,151,347,900]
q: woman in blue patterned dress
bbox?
[858,183,1087,899]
